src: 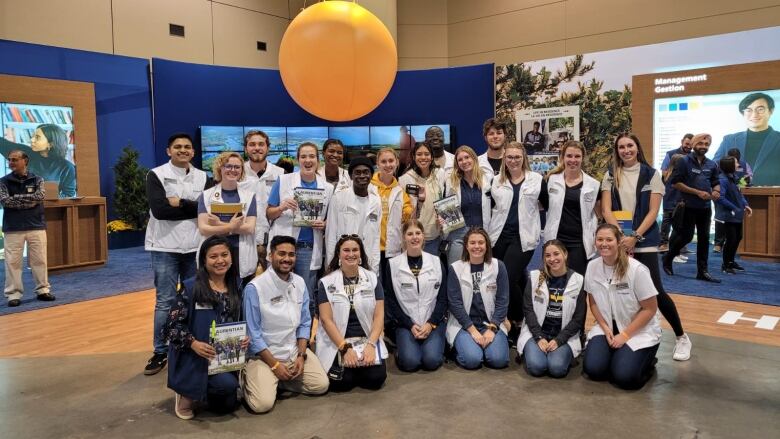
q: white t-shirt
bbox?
[601,164,664,253]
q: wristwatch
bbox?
[339,342,353,355]
[631,231,645,242]
[297,351,308,360]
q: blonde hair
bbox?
[596,223,629,282]
[212,152,245,182]
[546,140,586,180]
[449,145,484,191]
[401,219,425,250]
[535,240,569,296]
[498,141,531,184]
[376,148,399,174]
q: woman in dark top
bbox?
[518,240,586,378]
[540,141,601,275]
[715,156,752,274]
[446,227,510,369]
[0,123,76,197]
[316,235,387,391]
[385,219,447,371]
[164,235,248,420]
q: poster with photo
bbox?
[529,154,559,175]
[515,106,580,156]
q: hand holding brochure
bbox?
[612,210,634,236]
[344,337,382,366]
[210,202,244,223]
[208,321,248,375]
[433,194,466,234]
[293,187,326,226]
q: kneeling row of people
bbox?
[164,221,661,419]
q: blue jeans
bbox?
[445,227,467,265]
[523,340,574,378]
[583,335,659,390]
[395,324,446,371]
[423,237,441,257]
[453,329,509,369]
[293,246,319,316]
[152,251,196,354]
[206,372,239,414]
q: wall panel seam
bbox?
[211,1,290,20]
[447,1,564,25]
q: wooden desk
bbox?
[44,197,107,271]
[739,187,780,262]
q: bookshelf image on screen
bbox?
[0,102,77,198]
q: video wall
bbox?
[200,124,452,174]
[0,102,77,197]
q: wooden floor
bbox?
[0,289,778,358]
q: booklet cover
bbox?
[612,210,634,236]
[433,194,466,234]
[210,202,244,223]
[293,187,326,227]
[208,321,247,375]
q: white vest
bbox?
[267,172,333,270]
[477,152,499,181]
[584,257,662,351]
[382,184,405,258]
[317,167,351,194]
[543,172,601,258]
[488,171,543,252]
[247,268,308,361]
[324,189,382,274]
[389,251,443,326]
[443,171,492,235]
[517,270,584,357]
[242,161,284,245]
[440,150,455,171]
[446,260,508,345]
[315,268,388,369]
[199,184,258,278]
[145,162,207,253]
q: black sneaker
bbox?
[144,353,167,375]
[730,262,746,271]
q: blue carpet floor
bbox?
[0,246,153,316]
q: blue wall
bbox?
[152,58,495,164]
[0,39,155,218]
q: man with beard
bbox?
[242,235,329,413]
[144,133,210,375]
[663,133,722,283]
[325,157,382,274]
[661,133,694,172]
[242,130,284,258]
[426,126,453,171]
[477,118,507,178]
[659,133,693,253]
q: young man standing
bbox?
[243,235,329,413]
[0,150,54,307]
[144,133,209,375]
[426,126,453,171]
[477,118,507,178]
[242,130,285,253]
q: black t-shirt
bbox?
[500,180,523,239]
[556,181,583,246]
[317,274,384,338]
[487,157,503,175]
[745,129,769,168]
[468,263,489,331]
[540,274,566,339]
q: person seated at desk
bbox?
[316,235,388,391]
[164,236,248,420]
[518,240,586,378]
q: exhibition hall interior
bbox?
[0,1,778,438]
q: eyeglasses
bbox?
[222,164,242,171]
[505,155,523,161]
[744,106,768,115]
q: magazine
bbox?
[344,337,382,366]
[210,202,244,223]
[208,321,248,375]
[433,194,465,234]
[293,187,326,226]
[612,210,634,236]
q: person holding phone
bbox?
[399,143,446,255]
[164,236,248,420]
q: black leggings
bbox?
[633,251,685,337]
[329,359,387,392]
[722,222,743,266]
[492,235,535,322]
[563,244,589,276]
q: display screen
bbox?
[329,126,370,162]
[653,89,780,185]
[1,102,77,198]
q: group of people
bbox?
[140,117,716,420]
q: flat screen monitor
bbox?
[329,126,370,162]
[0,102,77,198]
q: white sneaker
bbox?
[673,255,688,263]
[673,334,692,361]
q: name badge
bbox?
[615,282,630,292]
[368,212,378,222]
[691,168,701,175]
[195,303,213,310]
[583,193,594,202]
[534,295,545,304]
[641,184,651,192]
[549,187,559,194]
[270,295,284,304]
[401,282,414,288]
[486,283,498,293]
[266,180,276,186]
[164,178,177,184]
[360,289,374,298]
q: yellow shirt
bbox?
[371,172,414,251]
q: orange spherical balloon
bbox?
[279,1,398,122]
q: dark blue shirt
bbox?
[0,172,46,232]
[540,274,566,339]
[500,180,523,238]
[460,179,483,228]
[670,153,720,209]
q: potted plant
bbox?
[108,145,150,249]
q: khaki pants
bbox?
[242,348,329,413]
[4,230,50,301]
